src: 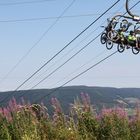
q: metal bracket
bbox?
[126,0,140,21]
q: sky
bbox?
[0,0,140,91]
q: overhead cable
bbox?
[34,51,118,103]
[0,0,55,6]
[14,0,121,91]
[30,33,101,89]
[0,0,76,85]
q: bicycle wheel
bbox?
[120,19,129,31]
[108,30,119,42]
[106,39,113,50]
[132,47,139,55]
[117,44,125,53]
[100,33,107,44]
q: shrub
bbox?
[0,95,139,140]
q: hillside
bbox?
[0,86,140,112]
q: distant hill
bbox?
[0,86,140,113]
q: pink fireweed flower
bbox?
[80,92,91,112]
[101,108,113,116]
[2,108,12,122]
[40,102,49,119]
[51,97,62,114]
[8,98,18,112]
[101,107,127,119]
[114,107,127,118]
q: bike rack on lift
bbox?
[100,1,140,55]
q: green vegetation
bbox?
[0,93,140,140]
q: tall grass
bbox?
[0,94,140,140]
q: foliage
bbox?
[0,94,139,140]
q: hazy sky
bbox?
[0,0,140,91]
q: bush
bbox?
[0,94,139,140]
